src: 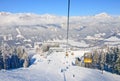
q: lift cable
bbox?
[66,0,70,55]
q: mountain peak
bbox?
[0,12,11,16]
[95,12,111,18]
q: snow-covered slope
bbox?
[0,51,120,81]
[105,36,120,42]
[0,12,120,41]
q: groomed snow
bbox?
[0,51,120,81]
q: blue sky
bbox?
[0,0,120,16]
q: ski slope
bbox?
[0,51,120,81]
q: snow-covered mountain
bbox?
[0,12,120,43]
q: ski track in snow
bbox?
[0,51,120,81]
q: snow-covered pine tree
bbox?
[114,47,120,74]
[98,49,106,74]
[0,50,4,70]
[21,49,29,68]
[16,46,24,59]
[41,45,50,52]
[92,50,100,68]
[23,58,29,68]
[4,56,11,69]
[10,53,20,69]
[2,44,11,70]
[115,57,120,74]
[105,47,119,73]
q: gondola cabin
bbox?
[84,52,92,67]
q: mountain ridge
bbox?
[0,12,120,43]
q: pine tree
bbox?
[0,50,4,70]
[20,49,29,68]
[3,55,11,70]
[114,47,120,74]
[115,57,120,74]
[16,46,24,59]
[10,54,20,69]
[0,46,29,70]
[99,53,105,70]
[23,59,29,68]
[92,50,100,68]
[105,47,119,73]
[41,45,50,52]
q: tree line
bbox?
[0,45,29,70]
[91,46,120,74]
[75,46,120,75]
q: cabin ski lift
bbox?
[84,52,93,67]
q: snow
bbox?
[105,36,120,42]
[85,33,105,40]
[46,39,89,48]
[94,12,111,18]
[0,50,120,81]
[1,12,120,43]
[117,33,120,36]
[68,40,89,47]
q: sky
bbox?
[0,0,120,16]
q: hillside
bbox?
[0,50,120,81]
[0,12,120,40]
